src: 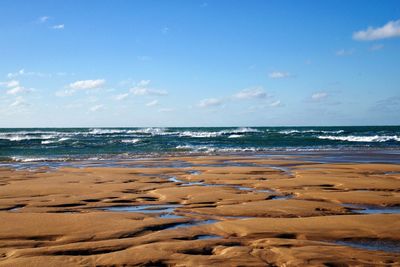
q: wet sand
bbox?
[0,155,399,266]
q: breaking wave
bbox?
[318,135,400,142]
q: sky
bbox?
[0,0,399,127]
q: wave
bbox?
[121,139,141,144]
[179,127,259,138]
[318,135,400,142]
[10,156,69,162]
[126,128,172,136]
[88,129,128,135]
[1,134,55,142]
[175,145,264,153]
[279,129,345,135]
[228,134,243,138]
[41,137,70,145]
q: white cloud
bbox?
[6,86,32,95]
[130,80,167,96]
[198,98,222,108]
[137,80,151,87]
[115,93,129,101]
[7,69,49,78]
[2,80,33,95]
[270,100,282,107]
[69,79,105,90]
[7,69,25,78]
[311,92,328,101]
[370,44,384,51]
[132,88,167,96]
[90,104,104,112]
[56,79,105,97]
[146,99,159,106]
[52,24,64,30]
[38,16,49,23]
[268,71,290,79]
[10,97,28,107]
[1,80,19,88]
[234,87,267,100]
[336,49,354,56]
[353,19,400,41]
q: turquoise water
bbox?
[0,126,399,162]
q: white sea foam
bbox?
[279,129,344,135]
[318,135,400,142]
[228,134,243,138]
[88,129,127,135]
[121,139,141,144]
[41,137,70,144]
[175,145,264,153]
[126,128,173,136]
[179,131,221,138]
[10,156,66,162]
[178,128,259,138]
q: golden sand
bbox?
[0,155,399,266]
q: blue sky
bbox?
[0,0,399,127]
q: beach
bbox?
[0,153,399,266]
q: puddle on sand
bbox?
[345,204,400,214]
[102,204,181,214]
[168,176,203,186]
[335,239,400,253]
[269,194,294,200]
[195,235,223,240]
[159,213,185,219]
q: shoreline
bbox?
[2,148,400,169]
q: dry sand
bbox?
[0,155,399,266]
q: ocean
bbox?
[1,126,400,164]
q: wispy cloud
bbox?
[158,107,174,112]
[1,80,33,95]
[268,71,290,79]
[130,80,167,96]
[198,98,222,108]
[311,92,328,101]
[146,99,159,106]
[234,87,267,100]
[38,16,49,23]
[1,80,19,88]
[6,86,33,95]
[371,96,400,113]
[89,104,104,112]
[370,44,384,51]
[162,27,169,34]
[10,97,28,107]
[6,69,71,78]
[270,100,282,107]
[132,88,167,96]
[353,19,400,41]
[52,24,64,30]
[336,49,354,56]
[56,79,105,96]
[114,93,129,101]
[69,79,105,90]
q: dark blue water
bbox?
[0,126,399,162]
